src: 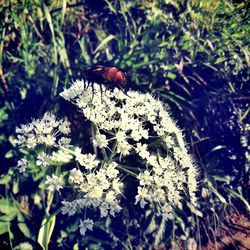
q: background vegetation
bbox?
[0,0,249,249]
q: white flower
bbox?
[58,120,71,135]
[135,187,149,208]
[15,112,72,150]
[74,147,84,163]
[44,134,56,146]
[152,188,165,202]
[50,149,73,163]
[105,190,116,203]
[100,203,109,217]
[17,158,28,173]
[45,174,64,192]
[115,131,126,142]
[14,135,26,145]
[88,186,104,199]
[117,140,132,156]
[161,204,173,220]
[26,135,37,148]
[79,218,94,235]
[106,162,119,179]
[69,168,84,184]
[93,133,108,148]
[112,179,123,194]
[57,81,198,219]
[58,137,71,148]
[36,152,50,167]
[61,201,77,216]
[75,151,99,170]
[138,170,153,186]
[61,199,86,216]
[135,143,150,159]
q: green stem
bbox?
[116,165,137,177]
[43,165,61,249]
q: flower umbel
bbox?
[15,112,71,150]
[60,80,198,219]
[15,79,198,237]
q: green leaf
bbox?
[18,222,31,238]
[19,148,30,155]
[20,88,27,100]
[239,106,250,122]
[0,211,18,222]
[5,150,13,159]
[73,243,79,250]
[167,72,177,80]
[93,35,116,55]
[60,0,67,28]
[210,186,227,204]
[43,4,55,40]
[160,93,183,110]
[38,215,56,250]
[203,145,227,160]
[0,199,17,214]
[104,0,117,13]
[0,107,8,122]
[154,217,166,246]
[79,37,91,65]
[17,242,33,250]
[0,174,12,185]
[145,213,156,234]
[9,135,16,147]
[12,178,20,194]
[215,57,227,64]
[226,189,250,211]
[0,222,9,235]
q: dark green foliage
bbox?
[0,0,249,248]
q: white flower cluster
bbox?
[45,174,64,192]
[60,161,123,235]
[14,112,72,167]
[60,80,198,219]
[65,162,123,217]
[15,80,198,236]
[15,112,71,149]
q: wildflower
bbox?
[138,170,153,186]
[61,201,77,216]
[58,137,71,148]
[50,149,73,163]
[61,199,86,216]
[15,112,71,150]
[79,218,94,235]
[74,147,99,169]
[58,81,198,218]
[17,158,28,173]
[117,140,132,156]
[93,133,108,148]
[69,168,84,184]
[135,143,150,159]
[115,130,126,142]
[26,135,37,149]
[58,120,71,135]
[106,162,119,179]
[135,186,149,208]
[36,152,50,167]
[45,174,64,192]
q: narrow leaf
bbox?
[93,35,115,55]
[38,215,56,250]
